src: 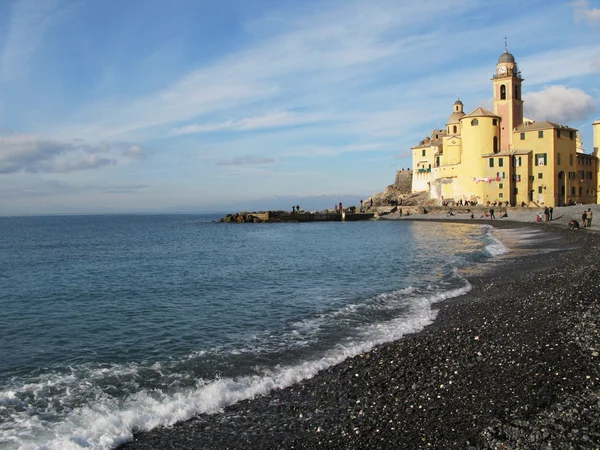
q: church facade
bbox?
[411,48,600,207]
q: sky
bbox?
[0,0,599,215]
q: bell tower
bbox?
[492,40,524,151]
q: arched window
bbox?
[452,125,457,134]
[493,136,498,153]
[500,85,506,100]
[471,119,479,126]
[514,85,520,100]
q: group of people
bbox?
[442,199,478,207]
[536,206,554,222]
[581,208,593,227]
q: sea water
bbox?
[0,215,507,449]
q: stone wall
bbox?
[393,169,413,194]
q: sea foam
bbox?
[1,279,471,450]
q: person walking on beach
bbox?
[587,208,592,227]
[582,210,588,227]
[489,208,495,219]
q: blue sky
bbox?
[0,0,599,214]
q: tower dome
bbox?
[498,50,515,63]
[447,99,465,134]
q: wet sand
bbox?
[120,219,600,449]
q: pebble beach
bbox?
[120,210,600,450]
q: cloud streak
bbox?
[172,111,326,136]
[216,156,276,166]
[0,0,68,82]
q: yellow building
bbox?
[411,47,599,207]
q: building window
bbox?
[493,136,499,153]
[557,153,561,165]
[497,172,506,179]
[588,172,593,180]
[514,187,519,195]
[471,119,479,126]
[570,131,574,139]
[568,172,576,180]
[535,153,547,166]
[499,193,504,198]
[538,173,543,179]
[571,186,576,195]
[498,157,503,167]
[529,175,535,182]
[557,129,561,138]
[453,125,457,134]
[579,170,584,179]
[501,85,506,100]
[513,174,521,182]
[520,132,525,140]
[493,119,498,126]
[538,130,544,138]
[513,156,522,166]
[422,149,426,157]
[570,154,574,166]
[489,158,494,167]
[515,85,521,100]
[499,183,503,189]
[538,186,543,193]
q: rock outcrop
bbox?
[366,169,428,210]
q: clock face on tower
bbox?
[498,65,507,74]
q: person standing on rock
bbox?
[339,202,343,213]
[587,208,592,227]
[489,208,495,219]
[360,199,363,212]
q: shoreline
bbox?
[120,220,600,449]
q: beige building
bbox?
[412,47,600,207]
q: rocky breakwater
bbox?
[220,208,375,223]
[220,212,268,223]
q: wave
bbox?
[483,225,509,257]
[0,279,471,450]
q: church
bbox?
[411,46,600,207]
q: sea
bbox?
[0,214,529,449]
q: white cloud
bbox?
[523,85,597,124]
[0,134,144,174]
[574,0,600,25]
[123,144,145,159]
